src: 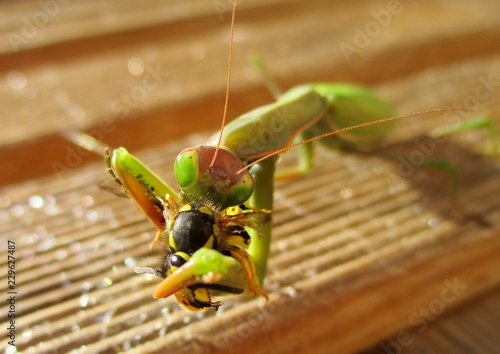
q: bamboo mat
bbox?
[1,1,500,353]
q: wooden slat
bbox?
[1,1,499,353]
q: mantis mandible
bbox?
[68,0,488,311]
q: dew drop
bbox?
[5,346,18,354]
[22,328,33,340]
[79,294,90,308]
[277,240,288,252]
[102,277,113,287]
[108,218,120,229]
[29,195,44,209]
[23,232,39,245]
[39,234,56,251]
[70,345,88,354]
[55,249,68,260]
[72,206,84,218]
[45,204,61,215]
[340,187,353,199]
[427,218,440,228]
[59,272,71,287]
[85,210,99,222]
[128,57,145,76]
[10,204,25,217]
[7,70,27,91]
[81,195,94,207]
[286,286,297,298]
[0,195,11,208]
[71,242,81,251]
[81,281,93,291]
[124,257,137,267]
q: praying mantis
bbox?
[67,0,495,311]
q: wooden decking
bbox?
[1,1,499,353]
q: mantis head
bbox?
[174,145,255,207]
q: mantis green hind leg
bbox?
[429,115,500,156]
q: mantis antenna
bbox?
[235,108,465,176]
[209,0,238,169]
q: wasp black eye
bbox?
[170,254,187,268]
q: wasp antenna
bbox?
[209,0,238,169]
[236,108,466,175]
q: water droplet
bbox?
[10,204,25,217]
[158,324,168,337]
[59,272,71,286]
[108,218,119,229]
[22,328,33,340]
[85,210,99,222]
[427,218,440,228]
[70,345,88,354]
[39,234,56,251]
[71,242,81,251]
[45,204,60,215]
[5,345,19,354]
[294,206,306,216]
[79,294,90,307]
[55,249,68,260]
[0,210,10,223]
[29,195,44,209]
[340,187,353,199]
[22,249,34,259]
[286,286,297,298]
[25,346,37,354]
[128,57,145,76]
[102,278,113,287]
[124,257,137,267]
[35,225,48,236]
[81,281,93,291]
[23,232,39,245]
[306,268,318,277]
[113,240,125,252]
[7,70,27,91]
[81,195,94,207]
[0,195,11,208]
[72,206,84,218]
[277,241,288,252]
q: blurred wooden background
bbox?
[1,0,499,353]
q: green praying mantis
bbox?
[66,0,496,311]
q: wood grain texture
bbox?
[0,0,499,353]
